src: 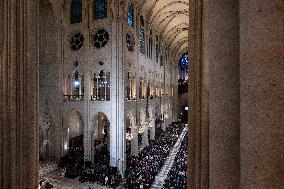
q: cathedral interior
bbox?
[0,0,283,189]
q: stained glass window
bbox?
[94,0,107,20]
[128,4,134,26]
[140,16,145,54]
[92,29,109,48]
[126,32,135,52]
[148,30,153,58]
[179,52,189,80]
[70,32,84,51]
[156,35,159,63]
[180,52,189,71]
[160,48,164,66]
[71,0,82,24]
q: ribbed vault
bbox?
[140,0,189,55]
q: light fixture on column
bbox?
[126,132,133,141]
[148,122,153,128]
[64,141,68,151]
[43,139,49,146]
[138,125,144,134]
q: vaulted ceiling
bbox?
[139,0,189,56]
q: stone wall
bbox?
[38,0,179,173]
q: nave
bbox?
[39,122,188,189]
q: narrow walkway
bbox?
[151,126,188,189]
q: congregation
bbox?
[39,122,187,189]
[163,134,188,189]
[124,123,185,189]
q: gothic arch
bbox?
[66,110,84,139]
[61,110,85,156]
[91,112,111,164]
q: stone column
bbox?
[239,1,284,188]
[187,0,205,188]
[189,0,240,188]
[110,2,125,173]
[131,126,139,156]
[207,0,240,188]
[141,122,149,148]
[0,0,39,188]
[150,118,155,140]
[84,113,91,162]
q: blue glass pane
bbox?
[140,16,145,54]
[99,70,105,81]
[179,52,189,72]
[160,55,164,66]
[94,0,107,20]
[128,4,134,26]
[71,0,82,24]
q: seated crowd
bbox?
[41,122,186,188]
[79,163,122,188]
[58,146,84,178]
[59,142,123,188]
[163,134,188,189]
[124,122,185,189]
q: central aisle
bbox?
[151,126,188,189]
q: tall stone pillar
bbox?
[207,0,240,188]
[150,118,155,140]
[141,122,149,148]
[188,0,240,188]
[239,1,284,188]
[84,113,92,162]
[188,0,208,188]
[0,0,39,188]
[110,2,125,174]
[131,126,139,156]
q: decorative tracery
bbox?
[139,16,145,54]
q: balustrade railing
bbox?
[64,95,84,101]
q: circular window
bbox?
[70,33,84,51]
[126,32,135,52]
[92,29,109,49]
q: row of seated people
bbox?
[59,142,122,188]
[39,179,54,189]
[78,144,123,188]
[58,145,84,178]
[79,163,122,188]
[124,122,185,189]
[163,134,188,189]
